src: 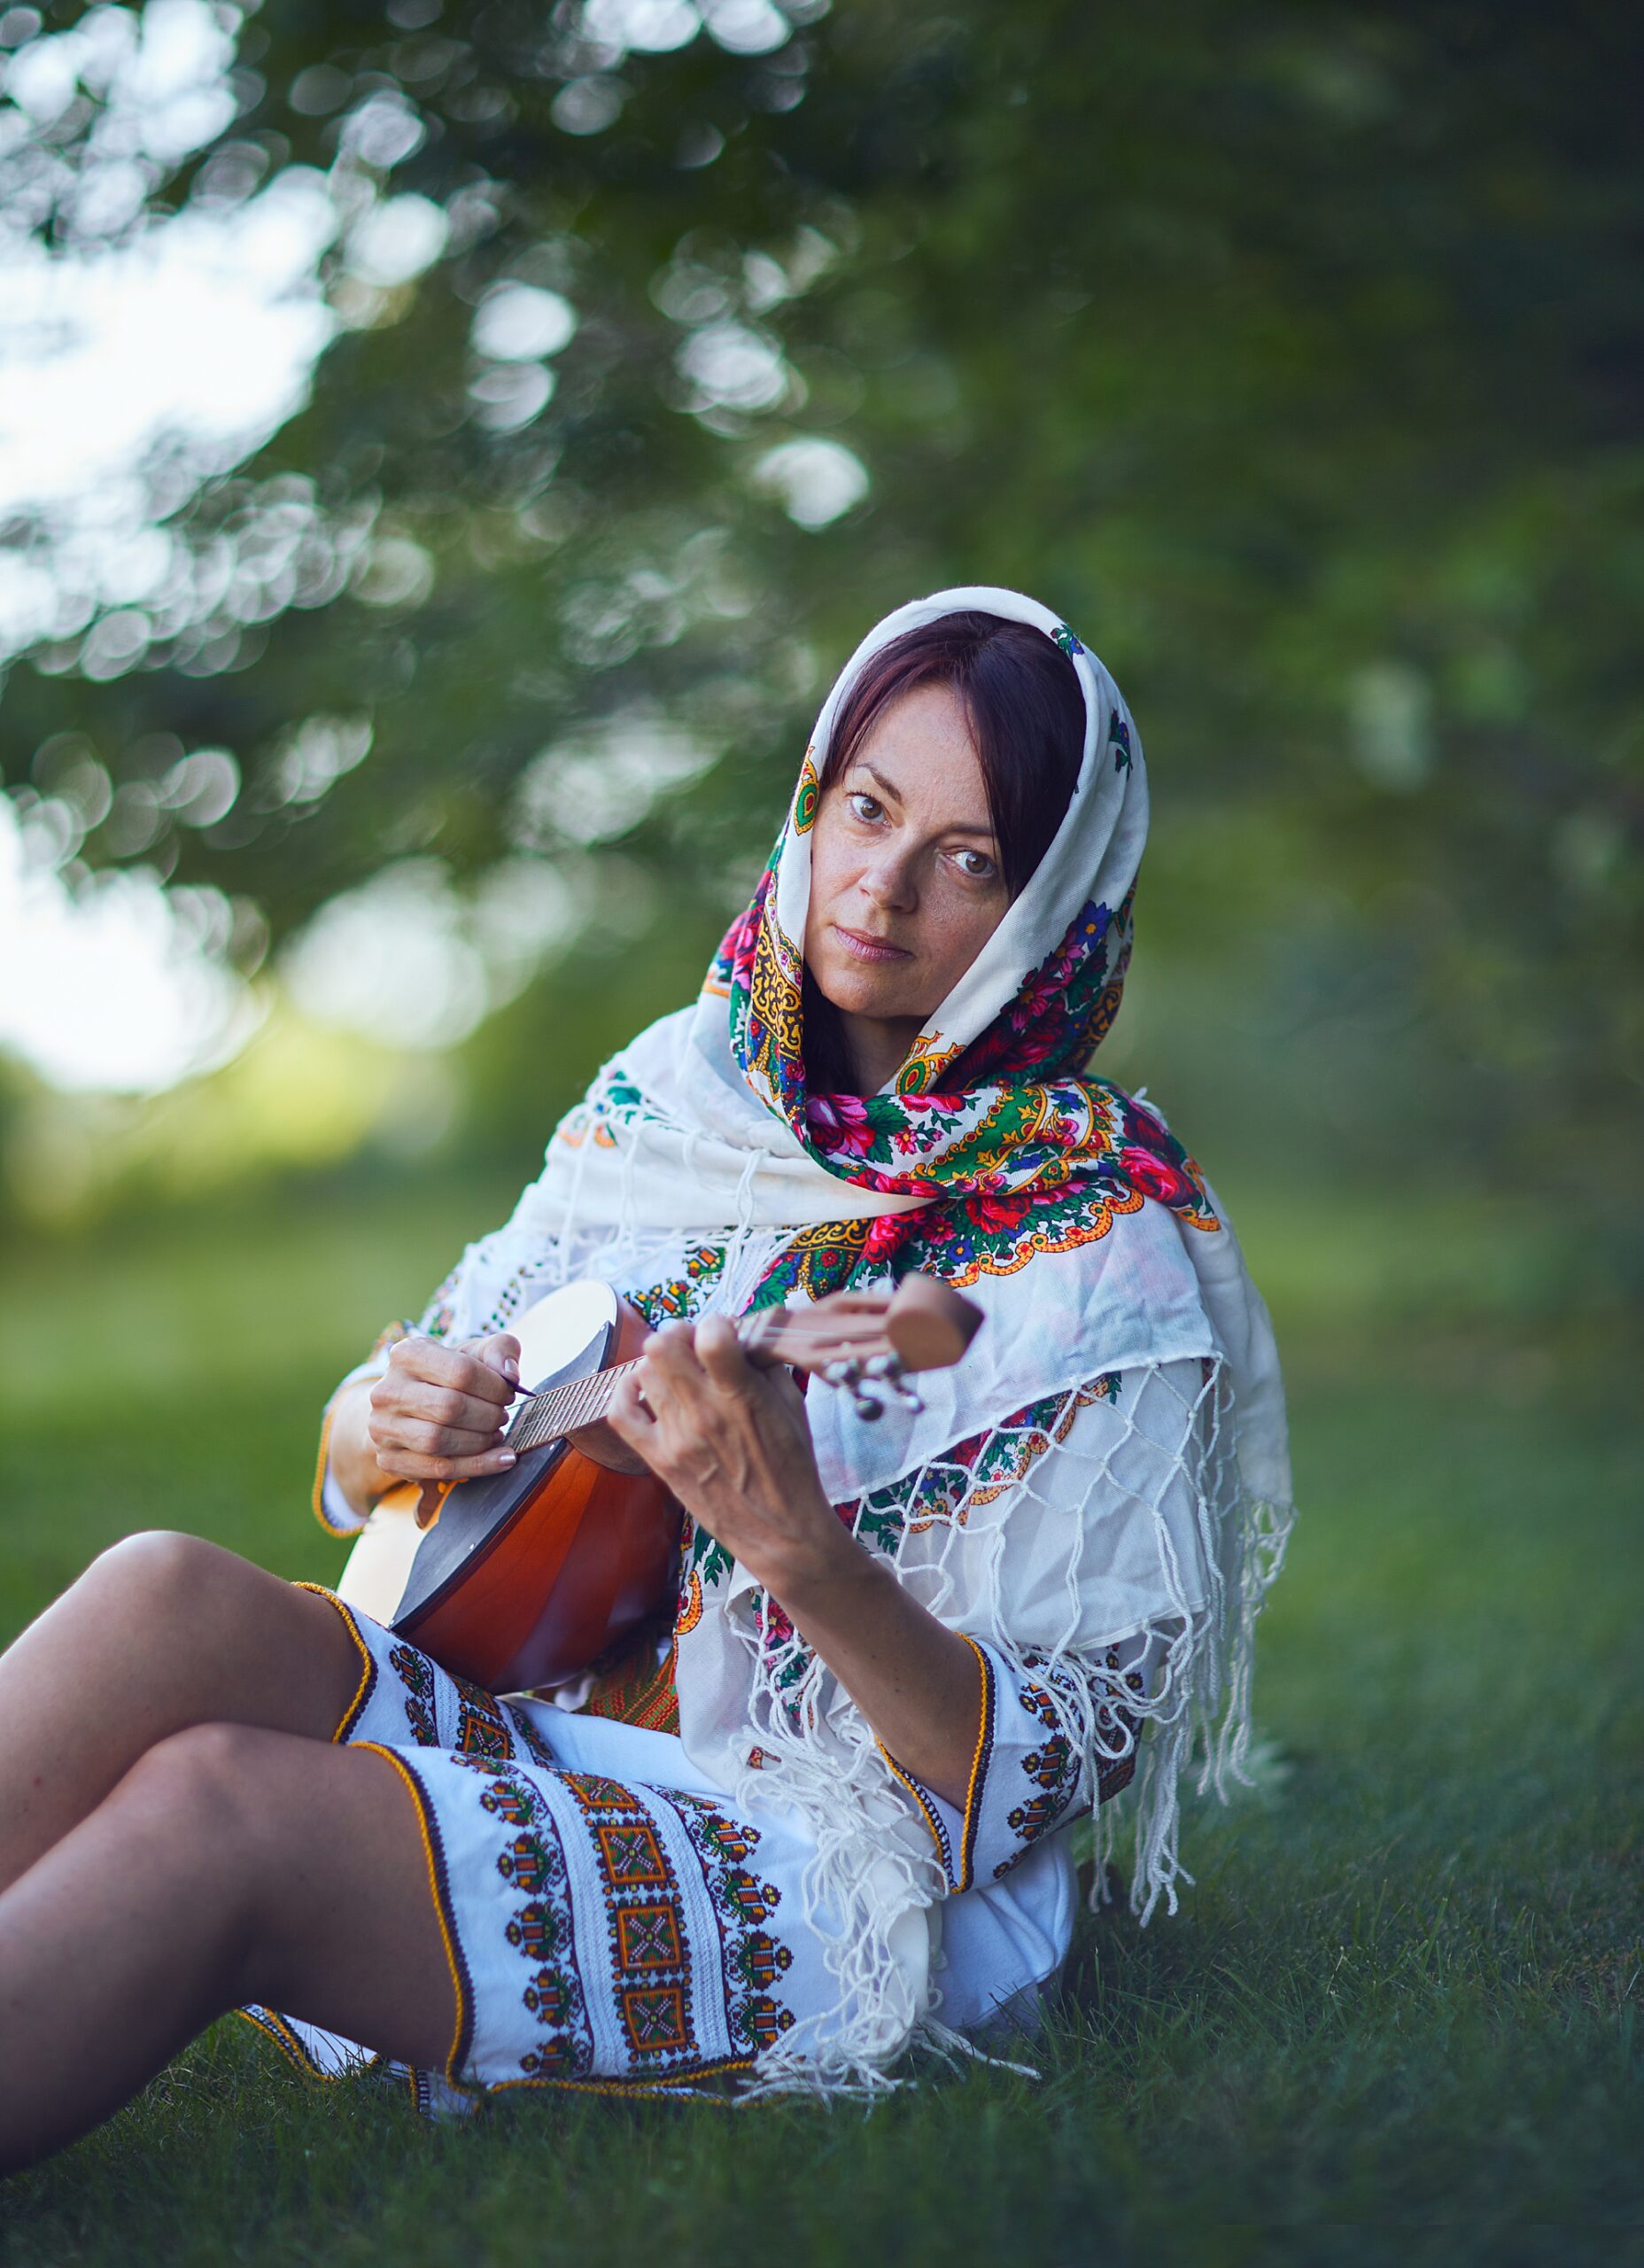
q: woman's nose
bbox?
[859,846,918,913]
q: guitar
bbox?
[336,1273,981,1694]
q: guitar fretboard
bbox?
[508,1359,632,1453]
[506,1308,785,1454]
[492,1283,960,1456]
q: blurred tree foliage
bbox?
[2,0,1640,1243]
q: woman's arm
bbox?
[756,1517,984,1809]
[606,1317,983,1806]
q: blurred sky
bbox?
[1,1,326,1089]
[0,0,860,1095]
[4,1,604,1091]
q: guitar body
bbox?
[337,1282,679,1694]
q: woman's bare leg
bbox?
[0,1533,363,1893]
[0,1725,459,2173]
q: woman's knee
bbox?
[117,1720,271,1852]
[60,1533,358,1744]
[115,1725,385,1965]
[75,1530,260,1634]
[109,1723,304,1965]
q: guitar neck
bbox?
[508,1310,784,1453]
[508,1358,629,1452]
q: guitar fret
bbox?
[563,1373,601,1431]
[513,1358,630,1452]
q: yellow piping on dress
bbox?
[295,1582,376,1741]
[487,2058,756,2101]
[309,1399,349,1534]
[954,1632,992,1888]
[356,1742,471,2085]
[875,1633,992,1894]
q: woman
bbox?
[0,586,1291,2157]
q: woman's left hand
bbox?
[605,1318,845,1596]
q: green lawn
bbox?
[0,1176,1639,2264]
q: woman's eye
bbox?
[953,849,997,881]
[847,791,882,823]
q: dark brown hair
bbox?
[819,610,1087,898]
[804,610,1088,1092]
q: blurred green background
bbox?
[2,0,1640,1275]
[0,1,1640,2252]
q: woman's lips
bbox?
[834,924,911,963]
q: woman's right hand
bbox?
[364,1332,523,1487]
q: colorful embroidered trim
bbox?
[577,1637,681,1736]
[356,1744,477,2084]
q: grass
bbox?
[0,1171,1639,2264]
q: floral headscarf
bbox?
[704,587,1219,1306]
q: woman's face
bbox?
[803,681,1011,1075]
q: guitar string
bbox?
[509,1317,772,1452]
[505,1309,911,1453]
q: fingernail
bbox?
[503,1358,519,1382]
[498,1449,516,1467]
